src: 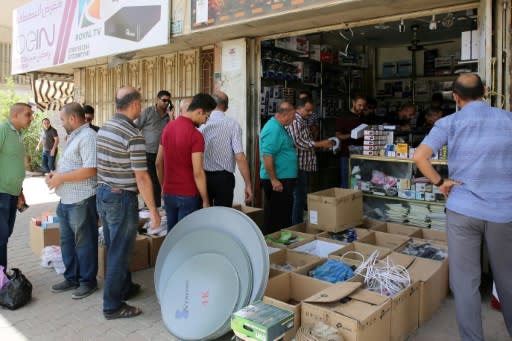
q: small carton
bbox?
[291,239,344,258]
[266,231,315,250]
[146,234,165,267]
[307,188,363,232]
[231,300,294,341]
[29,219,60,256]
[302,282,392,341]
[371,222,420,237]
[98,234,150,278]
[358,231,411,251]
[264,272,331,341]
[269,249,321,273]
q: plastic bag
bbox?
[0,268,32,310]
[0,266,8,290]
[41,246,65,274]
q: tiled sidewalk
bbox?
[0,176,507,340]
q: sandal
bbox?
[104,303,142,320]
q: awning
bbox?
[33,79,74,111]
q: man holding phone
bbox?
[135,90,172,208]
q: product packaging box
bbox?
[282,222,323,235]
[146,234,165,267]
[233,204,264,230]
[269,249,321,273]
[371,222,420,237]
[358,231,411,251]
[98,234,150,278]
[307,188,363,232]
[291,239,344,258]
[266,231,315,250]
[30,220,60,256]
[231,300,294,341]
[302,282,392,341]
[264,272,331,341]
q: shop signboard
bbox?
[192,0,343,30]
[12,0,169,74]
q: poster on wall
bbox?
[12,0,169,74]
[192,0,334,30]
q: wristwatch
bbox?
[435,178,444,187]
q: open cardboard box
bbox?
[307,188,363,232]
[269,249,321,273]
[317,227,372,244]
[29,220,60,256]
[371,222,420,237]
[410,228,448,244]
[232,204,264,229]
[98,234,150,278]
[331,242,392,262]
[266,230,315,249]
[290,239,344,258]
[358,231,411,251]
[301,282,392,341]
[358,218,387,230]
[264,272,332,341]
[295,257,362,284]
[282,222,324,235]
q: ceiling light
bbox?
[399,19,405,33]
[429,15,437,30]
[441,13,454,28]
[374,24,390,30]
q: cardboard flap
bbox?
[350,289,390,306]
[304,282,361,303]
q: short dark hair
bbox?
[277,101,295,115]
[352,95,367,102]
[188,93,216,112]
[157,90,171,98]
[116,90,141,110]
[82,105,94,115]
[431,93,443,102]
[425,108,442,117]
[63,103,85,120]
[296,97,313,108]
[42,118,50,123]
[452,74,484,100]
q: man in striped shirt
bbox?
[199,91,253,206]
[96,87,160,320]
[286,97,334,225]
[46,103,98,300]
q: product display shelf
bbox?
[363,193,445,206]
[351,154,448,165]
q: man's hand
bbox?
[202,200,210,208]
[45,171,62,190]
[271,179,283,192]
[150,210,161,230]
[245,186,254,204]
[16,191,26,209]
[439,179,463,199]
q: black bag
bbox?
[0,268,32,310]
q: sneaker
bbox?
[51,280,79,293]
[71,285,98,299]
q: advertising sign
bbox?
[12,0,169,74]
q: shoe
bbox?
[123,283,141,300]
[51,280,79,293]
[104,303,142,320]
[71,285,98,299]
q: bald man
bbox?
[96,86,160,320]
[414,73,512,340]
[0,103,33,268]
[199,91,253,207]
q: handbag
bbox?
[0,268,33,310]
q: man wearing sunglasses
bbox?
[135,90,172,208]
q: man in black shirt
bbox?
[83,105,99,132]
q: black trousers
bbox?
[146,153,161,208]
[261,178,296,235]
[206,170,235,207]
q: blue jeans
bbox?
[0,193,18,269]
[57,195,98,288]
[42,150,56,173]
[292,170,310,225]
[96,184,138,313]
[163,194,201,232]
[340,156,349,189]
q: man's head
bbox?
[115,87,142,120]
[83,105,95,124]
[179,98,192,117]
[156,90,172,112]
[452,73,484,107]
[398,103,416,121]
[351,95,367,115]
[424,108,443,126]
[430,93,443,109]
[298,90,312,100]
[10,103,33,131]
[296,97,314,120]
[42,118,51,130]
[185,93,217,127]
[275,101,295,126]
[60,103,86,134]
[212,91,229,112]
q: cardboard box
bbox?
[302,282,392,341]
[307,188,363,232]
[358,231,411,251]
[146,234,165,267]
[291,239,344,258]
[264,272,331,341]
[358,218,386,230]
[269,249,321,273]
[98,234,150,278]
[233,205,264,229]
[282,223,323,235]
[232,300,294,341]
[317,227,372,244]
[332,242,392,262]
[371,222,420,237]
[407,257,449,325]
[30,220,60,256]
[461,30,479,60]
[266,231,315,250]
[411,229,448,244]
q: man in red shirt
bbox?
[156,93,216,231]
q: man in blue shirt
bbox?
[414,73,512,341]
[259,101,297,234]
